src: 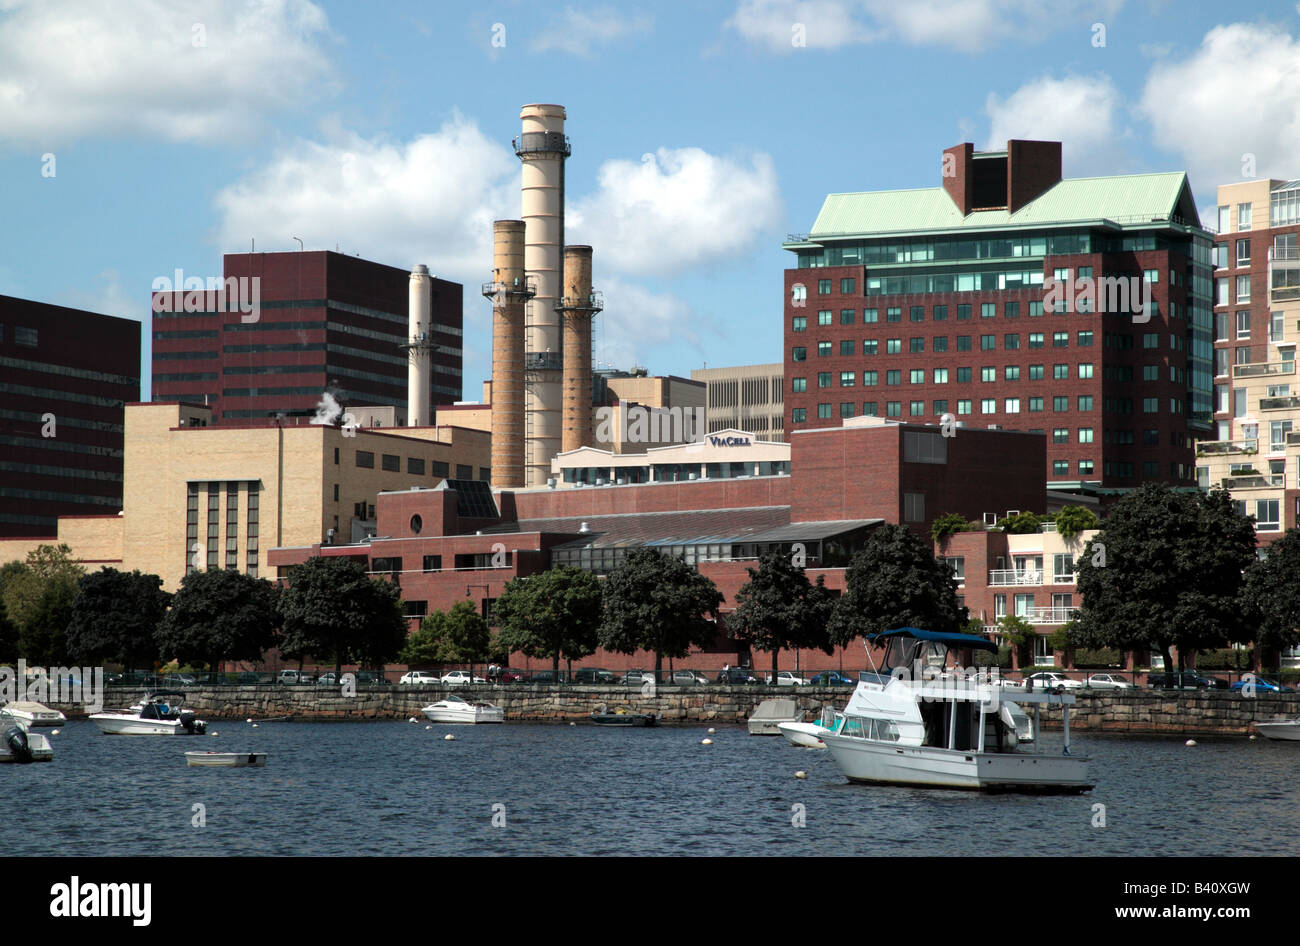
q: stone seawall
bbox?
[59,686,1300,734]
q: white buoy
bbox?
[246,718,253,723]
[701,738,713,745]
[408,717,418,723]
[1186,739,1197,747]
[252,723,258,728]
[707,727,716,734]
[425,725,432,730]
[1249,734,1258,741]
[444,733,456,741]
[210,731,219,737]
[569,721,576,726]
[50,729,60,736]
[795,770,808,779]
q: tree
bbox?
[930,512,972,547]
[1072,484,1256,672]
[400,601,491,674]
[999,511,1042,535]
[494,566,603,672]
[1242,527,1300,668]
[156,569,280,671]
[1,545,84,663]
[67,569,170,667]
[828,524,968,647]
[728,550,836,679]
[278,557,408,672]
[997,614,1036,669]
[599,548,725,678]
[1052,505,1099,540]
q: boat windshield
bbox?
[444,695,466,704]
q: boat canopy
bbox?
[870,627,997,653]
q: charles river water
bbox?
[5,722,1296,856]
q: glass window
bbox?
[818,279,831,294]
[818,341,831,356]
[887,339,901,354]
[957,399,972,415]
[887,307,902,322]
[1053,364,1068,379]
[1053,332,1068,347]
[819,310,833,326]
[981,303,996,318]
[1078,395,1093,411]
[981,398,996,414]
[791,316,806,332]
[933,336,948,352]
[1077,330,1093,347]
[818,372,832,387]
[863,371,877,386]
[1004,366,1019,381]
[981,334,995,350]
[817,403,832,419]
[840,309,855,325]
[792,377,806,392]
[957,304,972,320]
[957,367,971,383]
[981,366,996,382]
[1005,333,1020,350]
[1029,364,1043,380]
[933,305,948,321]
[957,335,972,351]
[840,340,855,355]
[840,371,855,387]
[863,340,878,355]
[841,277,855,294]
[887,369,900,385]
[909,369,924,384]
[910,337,925,353]
[792,347,806,361]
[910,306,925,322]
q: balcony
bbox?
[1270,249,1300,302]
[989,569,1043,587]
[1260,396,1300,411]
[997,607,1076,625]
[1221,474,1281,489]
[1233,362,1295,379]
[1196,439,1258,456]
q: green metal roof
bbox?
[804,172,1203,241]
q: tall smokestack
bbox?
[407,264,433,426]
[486,221,530,489]
[559,245,602,454]
[515,104,569,486]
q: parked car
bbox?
[276,669,316,685]
[1149,671,1228,690]
[670,670,709,686]
[1023,672,1083,693]
[161,673,197,688]
[716,668,758,685]
[495,667,527,683]
[398,671,439,686]
[235,671,265,685]
[765,671,809,686]
[1085,673,1135,690]
[316,672,340,687]
[354,671,390,687]
[440,670,486,686]
[620,670,655,686]
[1230,676,1296,694]
[807,670,857,687]
[574,668,618,685]
[529,670,567,684]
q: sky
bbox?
[3,0,1300,403]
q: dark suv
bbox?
[717,668,758,685]
[574,668,618,685]
[1148,670,1228,690]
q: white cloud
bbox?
[567,146,782,276]
[727,0,1122,53]
[531,6,652,56]
[591,276,703,369]
[60,269,142,322]
[0,0,333,145]
[983,73,1128,176]
[212,114,517,277]
[1139,22,1300,191]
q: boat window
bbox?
[841,716,865,737]
[870,719,900,742]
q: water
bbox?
[4,721,1297,856]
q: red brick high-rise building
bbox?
[151,251,462,422]
[783,140,1214,493]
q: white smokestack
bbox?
[408,264,433,426]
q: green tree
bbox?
[728,550,836,679]
[67,569,170,667]
[1,545,84,663]
[1052,505,1100,540]
[999,511,1042,535]
[930,512,972,547]
[828,524,967,647]
[401,600,491,675]
[156,569,280,671]
[1072,484,1256,672]
[599,548,724,678]
[278,557,407,672]
[997,614,1036,669]
[494,566,603,673]
[1242,527,1300,668]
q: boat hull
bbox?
[748,715,801,736]
[422,704,505,724]
[3,702,66,727]
[91,714,195,736]
[0,731,53,763]
[822,733,1092,794]
[777,721,829,748]
[590,714,656,727]
[185,752,267,767]
[1255,720,1300,741]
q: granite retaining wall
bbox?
[48,686,1300,735]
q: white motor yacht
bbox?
[422,694,505,724]
[1,709,54,763]
[820,628,1092,793]
[90,691,208,736]
[1255,717,1300,741]
[0,701,66,727]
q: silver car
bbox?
[1085,673,1134,690]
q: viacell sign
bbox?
[707,435,752,447]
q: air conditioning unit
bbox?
[987,424,1001,430]
[595,478,606,486]
[983,512,998,526]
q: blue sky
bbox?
[2,0,1299,401]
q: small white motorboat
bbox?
[748,698,802,736]
[90,691,207,736]
[0,709,54,763]
[422,694,505,724]
[778,708,843,748]
[185,752,267,767]
[1255,717,1300,741]
[1,701,66,727]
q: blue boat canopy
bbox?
[870,627,998,653]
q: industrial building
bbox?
[268,416,1046,671]
[0,295,140,537]
[0,401,490,591]
[784,139,1214,493]
[550,428,788,487]
[1198,177,1300,535]
[150,250,463,422]
[691,363,785,441]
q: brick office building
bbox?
[783,139,1214,493]
[268,417,1046,673]
[151,251,462,422]
[0,296,140,537]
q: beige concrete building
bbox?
[690,363,785,442]
[594,370,707,453]
[550,428,789,486]
[1199,178,1300,536]
[0,401,491,590]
